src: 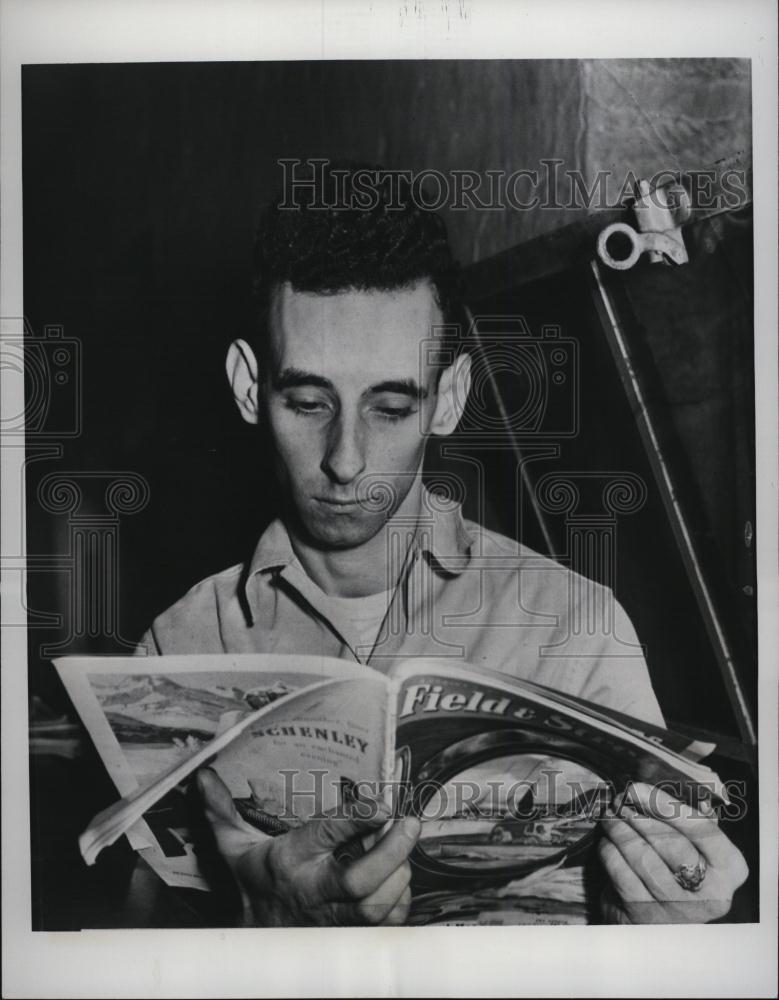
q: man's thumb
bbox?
[305,797,392,853]
[196,767,267,859]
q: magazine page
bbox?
[461,668,718,763]
[55,653,388,887]
[389,659,726,793]
[209,673,392,824]
[387,658,726,925]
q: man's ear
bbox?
[429,352,472,437]
[225,339,261,425]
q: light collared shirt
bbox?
[137,492,664,726]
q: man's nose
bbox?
[321,413,367,484]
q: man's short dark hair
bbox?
[251,161,465,363]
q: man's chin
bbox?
[299,509,387,550]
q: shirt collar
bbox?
[416,487,475,575]
[244,486,475,588]
[245,517,297,576]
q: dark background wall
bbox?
[23,60,753,734]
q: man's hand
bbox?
[196,768,421,926]
[598,782,748,924]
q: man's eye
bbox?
[374,406,414,422]
[285,398,330,416]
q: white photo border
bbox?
[2,1,777,997]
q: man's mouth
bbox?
[313,497,361,511]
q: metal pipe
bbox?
[588,257,756,749]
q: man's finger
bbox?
[340,817,421,900]
[619,806,748,901]
[601,816,678,900]
[196,768,269,860]
[618,810,705,877]
[299,800,393,855]
[355,861,412,924]
[381,885,413,926]
[619,783,737,870]
[598,837,653,903]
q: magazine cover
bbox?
[56,652,730,925]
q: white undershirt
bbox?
[288,557,392,652]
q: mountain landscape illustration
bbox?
[93,674,247,741]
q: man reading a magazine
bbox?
[139,163,747,926]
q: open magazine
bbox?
[54,653,727,926]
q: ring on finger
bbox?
[673,855,707,892]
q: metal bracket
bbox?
[597,178,691,271]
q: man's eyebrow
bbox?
[367,379,429,400]
[271,371,429,400]
[271,368,334,391]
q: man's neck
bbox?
[288,479,424,598]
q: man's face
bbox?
[261,280,448,550]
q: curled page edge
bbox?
[77,675,359,865]
[125,818,156,852]
[683,739,717,761]
[78,701,268,865]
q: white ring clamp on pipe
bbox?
[596,222,642,271]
